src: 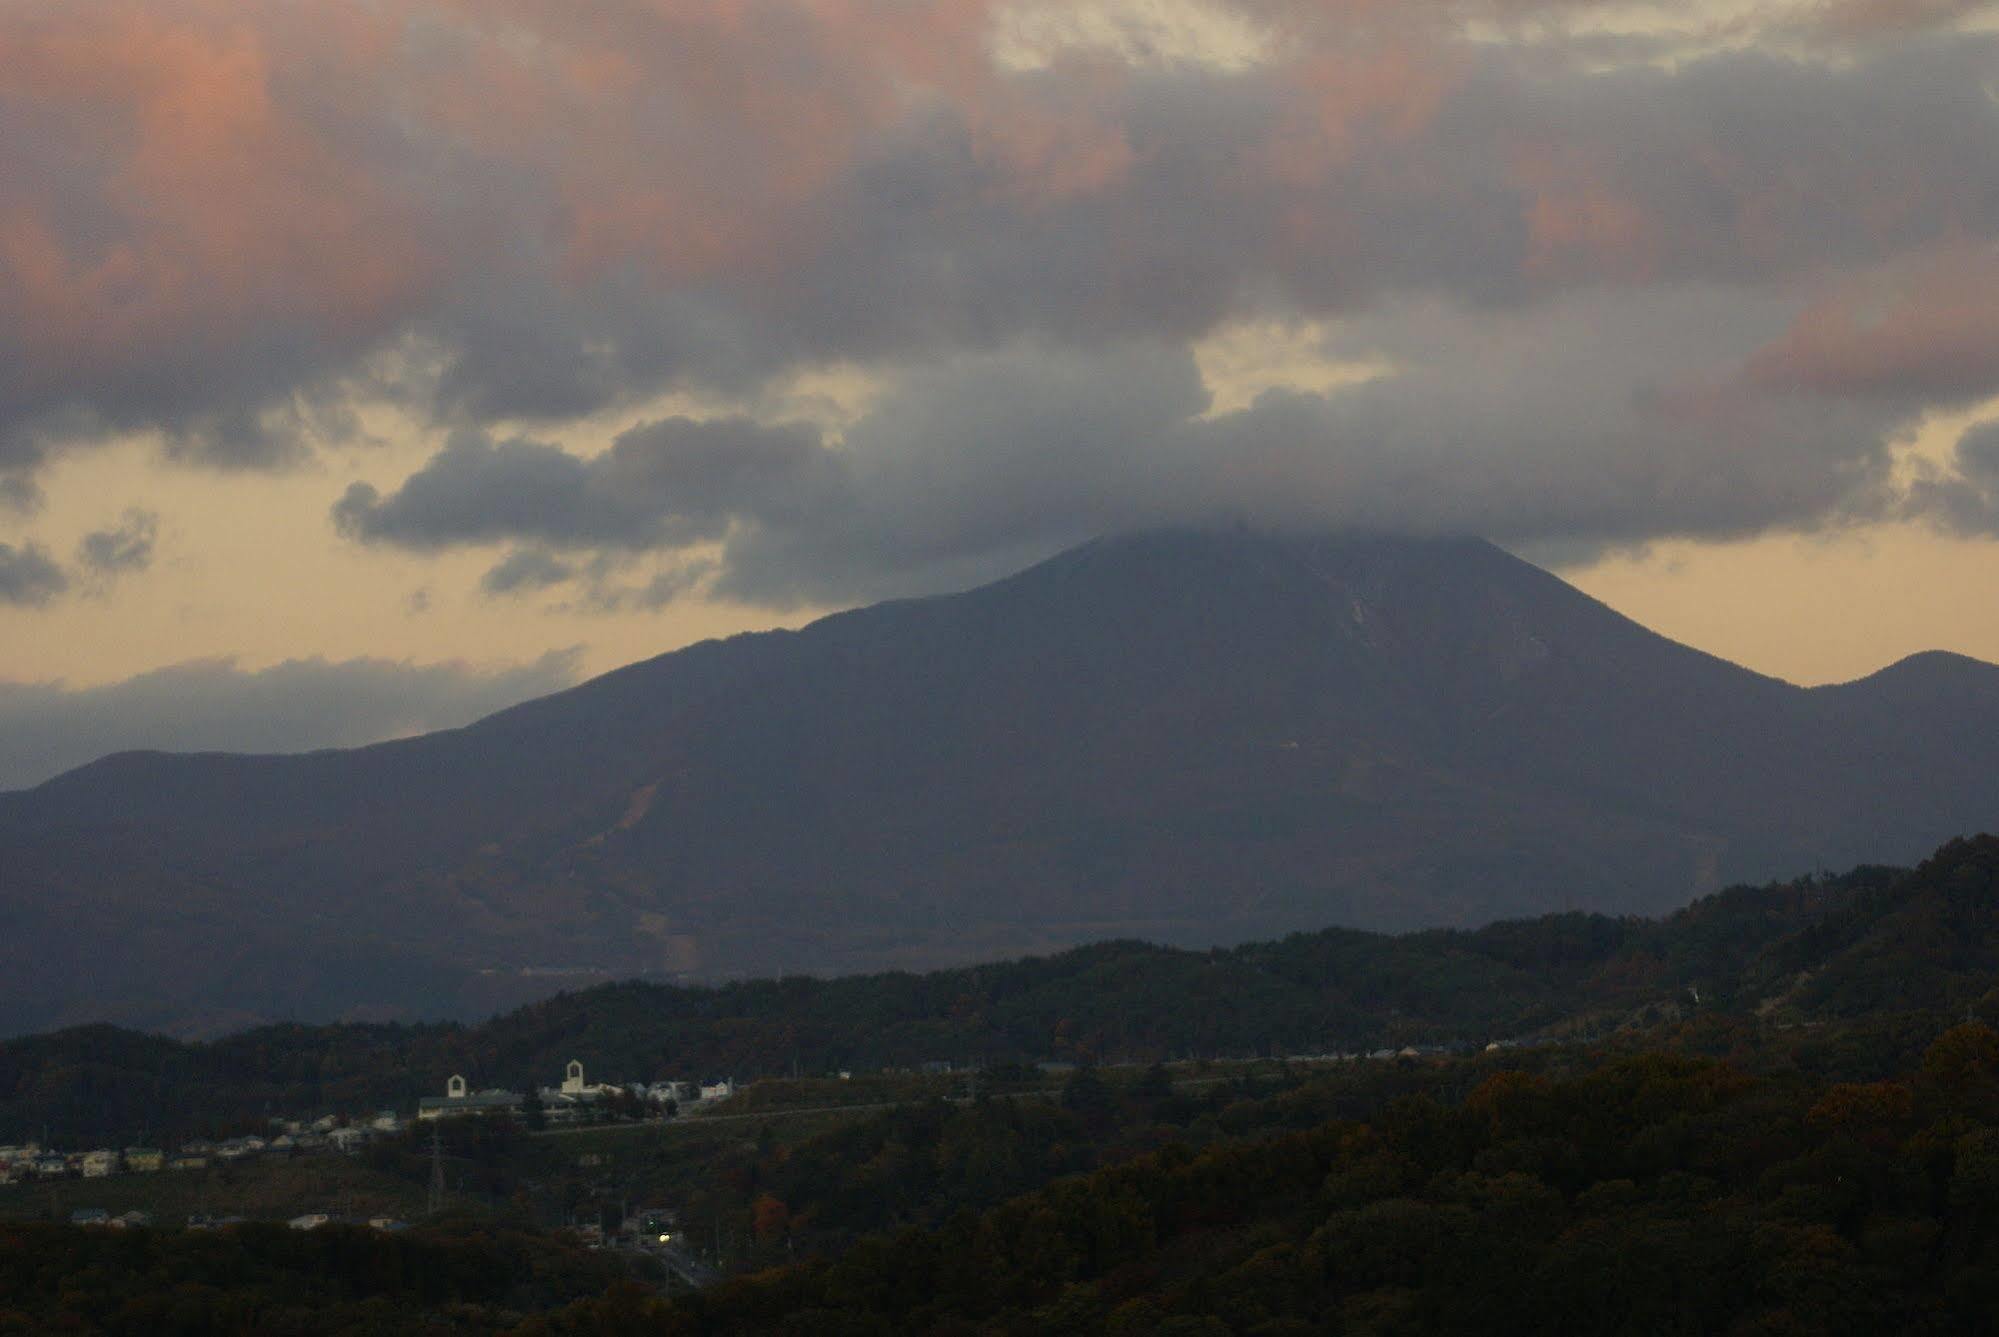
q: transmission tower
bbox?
[427,1127,446,1217]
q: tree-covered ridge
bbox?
[14,836,1999,1149]
[531,1025,1999,1335]
[0,1218,634,1334]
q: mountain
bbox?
[4,527,1999,1036]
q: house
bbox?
[170,1154,210,1171]
[123,1148,164,1173]
[69,1209,109,1227]
[537,1090,586,1125]
[699,1079,735,1103]
[328,1127,367,1153]
[80,1150,119,1178]
[417,1074,524,1121]
[311,1115,339,1134]
[269,1134,298,1154]
[288,1214,332,1231]
[34,1155,68,1177]
[371,1110,402,1134]
[110,1211,152,1230]
[368,1217,409,1232]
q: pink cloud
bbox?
[1745,245,1999,401]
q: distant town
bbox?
[0,1057,737,1226]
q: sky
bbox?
[6,0,1999,789]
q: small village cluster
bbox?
[417,1059,735,1123]
[0,1109,405,1188]
[0,1060,736,1189]
[57,1207,412,1234]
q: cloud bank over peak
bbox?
[4,0,1999,602]
[336,292,1914,605]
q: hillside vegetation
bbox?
[14,838,1999,1148]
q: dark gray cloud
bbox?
[336,417,848,552]
[6,12,1999,498]
[341,287,1916,604]
[1961,423,1999,483]
[481,548,576,596]
[569,560,717,613]
[0,543,67,607]
[0,650,583,792]
[76,509,158,577]
[0,474,39,515]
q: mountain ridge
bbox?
[3,526,1997,1037]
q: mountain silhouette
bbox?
[4,528,1996,1036]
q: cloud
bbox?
[4,6,1998,468]
[1743,245,1999,405]
[338,286,1916,603]
[0,542,66,606]
[1814,0,1996,38]
[1905,419,1999,535]
[75,508,158,576]
[6,0,1999,603]
[570,560,716,613]
[336,417,848,552]
[480,548,576,596]
[0,650,583,792]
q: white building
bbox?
[556,1059,623,1101]
[418,1074,524,1121]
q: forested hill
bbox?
[11,836,1999,1147]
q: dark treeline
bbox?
[8,836,1999,1331]
[0,1217,635,1333]
[538,1025,1999,1335]
[17,1021,1999,1333]
[24,837,1999,1147]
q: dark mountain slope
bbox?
[0,841,1968,1150]
[2,528,1997,1035]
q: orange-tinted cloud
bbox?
[1745,245,1999,402]
[0,2,433,381]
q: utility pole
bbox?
[427,1127,446,1217]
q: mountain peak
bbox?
[6,528,1999,1036]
